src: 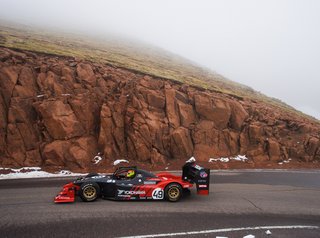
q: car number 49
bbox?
[152,188,164,199]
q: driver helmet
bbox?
[126,170,135,178]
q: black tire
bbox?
[79,182,100,202]
[85,173,99,178]
[165,183,182,202]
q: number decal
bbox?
[152,188,164,199]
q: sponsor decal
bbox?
[117,189,146,195]
[193,164,203,170]
[198,179,207,183]
[137,174,143,178]
[152,188,164,199]
[91,175,105,179]
[106,179,116,183]
[183,184,191,188]
[199,185,207,188]
[144,181,157,185]
[199,171,208,178]
[118,194,130,198]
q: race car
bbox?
[54,161,210,203]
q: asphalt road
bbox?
[0,170,320,238]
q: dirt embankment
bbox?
[0,47,319,172]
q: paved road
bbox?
[0,170,320,238]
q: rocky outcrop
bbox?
[0,47,320,170]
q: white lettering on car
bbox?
[117,189,146,195]
[152,188,164,199]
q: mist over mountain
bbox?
[0,0,319,119]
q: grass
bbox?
[0,22,318,124]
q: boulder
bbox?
[165,88,180,128]
[267,139,281,160]
[150,148,166,165]
[177,101,196,127]
[229,101,248,130]
[0,66,19,106]
[248,124,263,144]
[76,63,96,85]
[66,136,98,169]
[35,100,85,140]
[42,140,70,166]
[305,137,319,156]
[147,92,165,109]
[194,94,231,129]
[170,127,193,160]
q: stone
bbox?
[35,100,85,140]
[229,101,248,130]
[194,94,231,129]
[177,101,196,127]
[76,63,96,85]
[267,139,281,160]
[165,88,180,128]
[170,127,194,160]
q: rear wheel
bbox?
[165,183,182,202]
[79,182,100,202]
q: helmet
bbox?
[127,170,135,178]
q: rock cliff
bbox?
[0,47,319,171]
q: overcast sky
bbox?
[0,0,319,119]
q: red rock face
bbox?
[0,47,320,170]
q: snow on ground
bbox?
[209,155,248,163]
[0,167,86,180]
[92,154,103,164]
[278,158,292,165]
[265,230,272,235]
[186,156,196,163]
[243,235,255,238]
[113,159,129,166]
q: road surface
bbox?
[0,170,319,237]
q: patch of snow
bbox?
[265,230,272,235]
[0,167,85,180]
[209,155,248,163]
[209,158,220,162]
[220,157,230,162]
[186,156,196,163]
[283,158,292,164]
[36,94,45,98]
[216,236,228,238]
[243,235,255,238]
[233,155,248,162]
[93,154,103,164]
[113,159,129,166]
[279,158,292,165]
[61,93,71,96]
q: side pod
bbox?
[182,162,210,195]
[54,182,80,203]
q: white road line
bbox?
[118,225,319,238]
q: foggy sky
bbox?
[1,0,319,119]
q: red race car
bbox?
[54,161,210,203]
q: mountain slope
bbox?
[0,24,319,171]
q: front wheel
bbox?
[165,183,182,202]
[79,182,100,202]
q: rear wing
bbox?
[182,162,210,195]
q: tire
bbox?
[79,182,100,202]
[165,183,182,202]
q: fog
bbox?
[1,0,319,119]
